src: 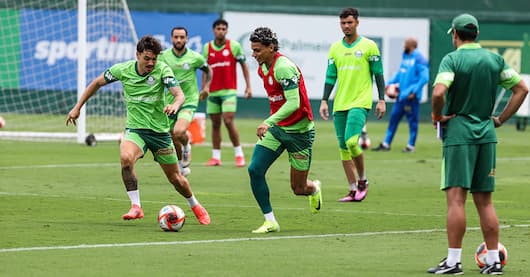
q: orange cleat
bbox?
[235,156,246,167]
[191,204,211,225]
[205,157,222,166]
[122,204,144,220]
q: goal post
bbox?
[0,0,138,143]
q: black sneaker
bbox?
[402,146,415,153]
[372,143,390,151]
[427,258,463,275]
[480,262,503,275]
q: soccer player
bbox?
[159,26,212,175]
[372,37,429,153]
[66,35,211,225]
[319,7,386,202]
[427,13,528,275]
[201,18,252,167]
[248,27,321,234]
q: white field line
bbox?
[0,224,528,253]
[1,156,530,170]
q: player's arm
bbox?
[411,54,430,100]
[369,53,386,119]
[199,64,212,101]
[66,73,109,126]
[493,67,529,127]
[320,58,337,120]
[164,76,184,115]
[234,42,252,98]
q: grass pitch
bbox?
[1,119,529,276]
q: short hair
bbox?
[455,25,478,41]
[340,7,359,19]
[213,18,228,28]
[249,27,279,51]
[171,26,188,36]
[136,35,162,55]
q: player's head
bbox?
[339,8,360,37]
[212,18,228,40]
[404,37,418,54]
[447,13,479,43]
[171,26,188,51]
[136,35,162,74]
[249,27,279,66]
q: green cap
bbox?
[447,13,479,34]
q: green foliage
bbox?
[0,120,529,276]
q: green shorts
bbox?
[206,94,237,114]
[123,128,177,165]
[333,108,368,150]
[168,104,197,130]
[256,125,315,171]
[441,143,496,192]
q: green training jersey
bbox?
[434,43,522,146]
[104,60,178,133]
[159,48,207,107]
[326,36,383,112]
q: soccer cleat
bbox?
[338,191,356,202]
[122,204,144,220]
[427,258,463,275]
[191,204,211,225]
[205,157,222,166]
[372,143,390,151]
[309,180,322,214]
[252,220,280,234]
[480,262,503,275]
[181,142,192,168]
[235,155,246,167]
[353,179,369,202]
[402,146,416,153]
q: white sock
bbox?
[212,149,221,160]
[127,190,140,207]
[312,184,320,195]
[446,248,462,266]
[234,145,244,157]
[349,182,358,191]
[186,195,199,207]
[382,142,390,148]
[487,249,500,265]
[264,212,276,222]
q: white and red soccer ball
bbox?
[158,205,186,232]
[385,84,400,99]
[0,116,5,128]
[358,136,371,150]
[474,242,508,269]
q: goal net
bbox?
[0,0,137,142]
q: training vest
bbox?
[258,52,313,126]
[207,40,237,92]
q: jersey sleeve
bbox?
[263,59,301,126]
[367,41,383,75]
[104,62,124,83]
[499,62,522,89]
[433,54,455,87]
[160,64,179,88]
[192,51,208,70]
[231,40,246,63]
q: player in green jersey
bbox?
[66,35,211,225]
[248,27,322,234]
[159,27,212,175]
[319,7,386,202]
[427,14,528,275]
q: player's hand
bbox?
[164,103,179,115]
[199,89,209,101]
[256,123,269,140]
[66,108,80,126]
[492,116,503,128]
[245,87,252,99]
[375,100,386,119]
[431,114,456,127]
[319,100,329,121]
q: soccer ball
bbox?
[158,205,186,232]
[474,242,508,268]
[385,84,400,99]
[358,136,371,150]
[0,116,5,128]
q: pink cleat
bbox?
[354,179,369,202]
[338,191,356,202]
[191,204,211,225]
[205,158,222,166]
[122,204,144,220]
[235,156,246,167]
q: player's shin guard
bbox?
[248,145,280,214]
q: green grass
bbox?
[1,119,529,276]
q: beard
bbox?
[173,43,185,51]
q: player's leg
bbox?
[403,100,419,152]
[173,107,194,174]
[248,130,283,233]
[471,143,501,273]
[344,108,369,201]
[206,95,223,166]
[221,94,245,167]
[120,129,147,220]
[333,111,359,201]
[153,132,210,225]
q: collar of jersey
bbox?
[457,42,481,50]
[341,36,362,48]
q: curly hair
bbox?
[249,27,279,51]
[136,35,162,55]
